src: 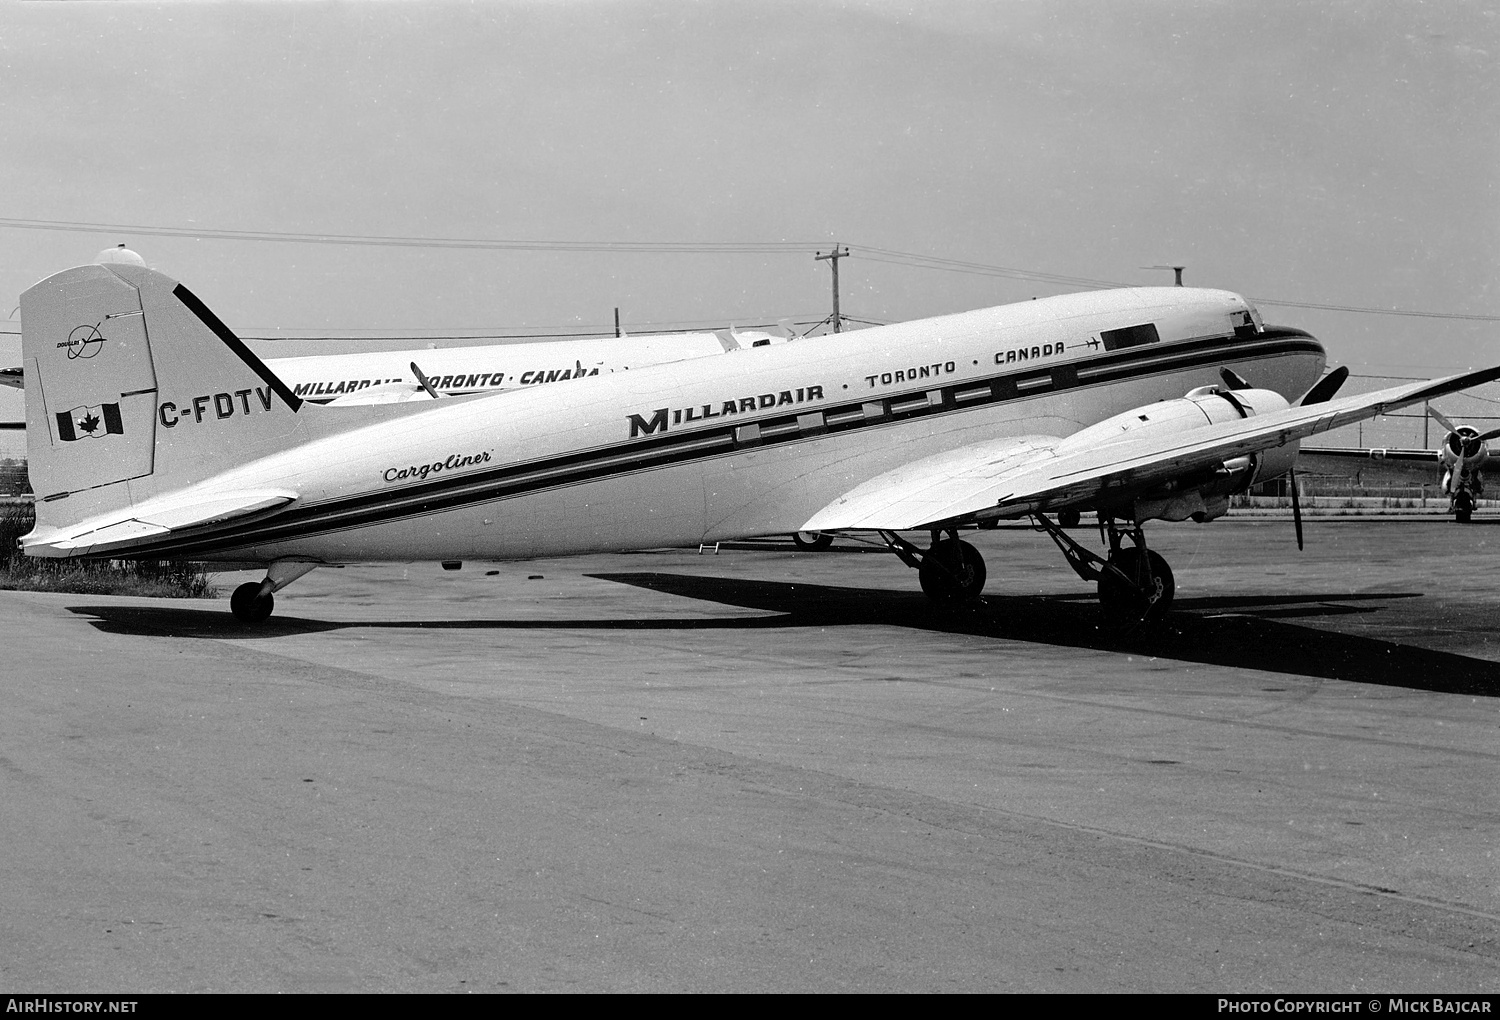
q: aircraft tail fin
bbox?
[21,262,307,539]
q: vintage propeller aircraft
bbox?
[1429,407,1500,522]
[1299,405,1500,523]
[258,323,794,406]
[17,260,1500,630]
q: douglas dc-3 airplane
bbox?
[1307,407,1500,523]
[257,324,793,406]
[18,260,1500,629]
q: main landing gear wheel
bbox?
[792,531,834,551]
[230,581,275,623]
[1455,491,1475,524]
[1098,547,1174,631]
[918,538,987,602]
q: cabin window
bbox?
[1100,323,1160,351]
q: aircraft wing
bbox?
[1299,446,1436,463]
[22,488,298,556]
[804,366,1500,531]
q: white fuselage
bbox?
[120,288,1326,564]
[261,330,785,403]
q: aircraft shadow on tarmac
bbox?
[69,574,1500,697]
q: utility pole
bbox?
[815,243,849,333]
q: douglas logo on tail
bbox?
[59,322,109,360]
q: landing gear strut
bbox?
[229,560,320,623]
[1033,514,1175,632]
[882,529,988,603]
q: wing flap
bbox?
[802,435,1062,531]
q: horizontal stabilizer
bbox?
[24,488,297,556]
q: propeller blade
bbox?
[1219,367,1252,390]
[1449,431,1465,456]
[1289,467,1304,551]
[1477,429,1500,444]
[409,361,440,399]
[1298,366,1349,406]
[1428,406,1459,434]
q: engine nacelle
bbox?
[1246,439,1300,486]
[1057,384,1298,523]
[1058,385,1292,454]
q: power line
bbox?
[0,217,821,255]
[1245,296,1500,322]
[0,317,838,340]
[849,245,1123,290]
[849,245,1500,322]
[4,217,1497,322]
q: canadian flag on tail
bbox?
[56,403,124,442]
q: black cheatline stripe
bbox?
[172,284,303,412]
[119,331,1322,558]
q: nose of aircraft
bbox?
[1260,327,1332,405]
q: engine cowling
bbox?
[1059,385,1291,453]
[1058,385,1297,522]
[1437,427,1490,495]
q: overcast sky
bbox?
[2,0,1497,436]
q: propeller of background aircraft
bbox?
[1428,406,1500,459]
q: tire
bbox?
[792,531,834,551]
[918,538,987,602]
[1057,510,1082,529]
[1097,547,1174,630]
[230,581,275,623]
[1455,492,1475,523]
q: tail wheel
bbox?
[918,538,987,602]
[1057,509,1082,529]
[230,581,275,623]
[1098,547,1174,630]
[792,531,834,551]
